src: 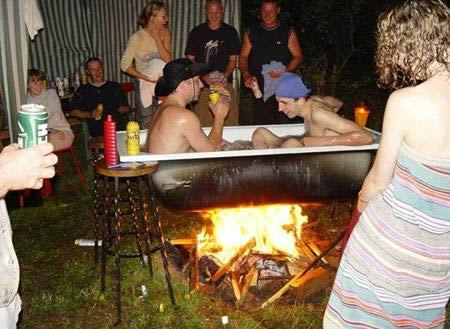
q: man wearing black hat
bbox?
[147,58,230,153]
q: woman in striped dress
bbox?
[323,0,450,328]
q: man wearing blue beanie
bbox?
[252,72,374,148]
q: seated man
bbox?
[252,72,373,148]
[147,58,229,153]
[69,57,130,138]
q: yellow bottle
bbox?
[126,121,140,155]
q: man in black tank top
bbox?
[239,0,303,125]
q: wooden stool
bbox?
[94,159,176,325]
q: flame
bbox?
[197,205,308,264]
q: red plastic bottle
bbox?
[104,115,118,166]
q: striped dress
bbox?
[323,142,450,329]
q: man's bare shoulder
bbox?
[309,95,342,111]
[309,98,340,118]
[309,95,326,103]
[310,107,342,126]
[309,100,358,132]
[159,103,197,121]
[309,96,336,112]
[155,104,202,136]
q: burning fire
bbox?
[197,205,308,264]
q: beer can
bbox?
[17,104,48,149]
[126,121,140,155]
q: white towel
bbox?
[24,0,44,40]
[261,61,285,102]
[140,58,166,108]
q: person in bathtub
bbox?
[147,58,230,153]
[251,72,373,148]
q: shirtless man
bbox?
[147,58,230,153]
[252,72,373,148]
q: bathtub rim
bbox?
[117,124,380,162]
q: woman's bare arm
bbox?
[357,90,408,211]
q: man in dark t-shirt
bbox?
[185,0,240,126]
[70,57,129,138]
[240,0,303,125]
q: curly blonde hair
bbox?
[375,0,450,89]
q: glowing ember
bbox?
[197,205,308,264]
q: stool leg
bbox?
[112,177,122,325]
[126,178,147,269]
[93,173,104,266]
[70,148,86,185]
[100,176,111,294]
[87,149,95,182]
[145,175,176,306]
[135,178,154,278]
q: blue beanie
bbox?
[275,72,311,99]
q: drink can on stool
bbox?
[17,104,48,149]
[126,121,140,155]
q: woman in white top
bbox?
[121,1,172,129]
[26,69,74,151]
